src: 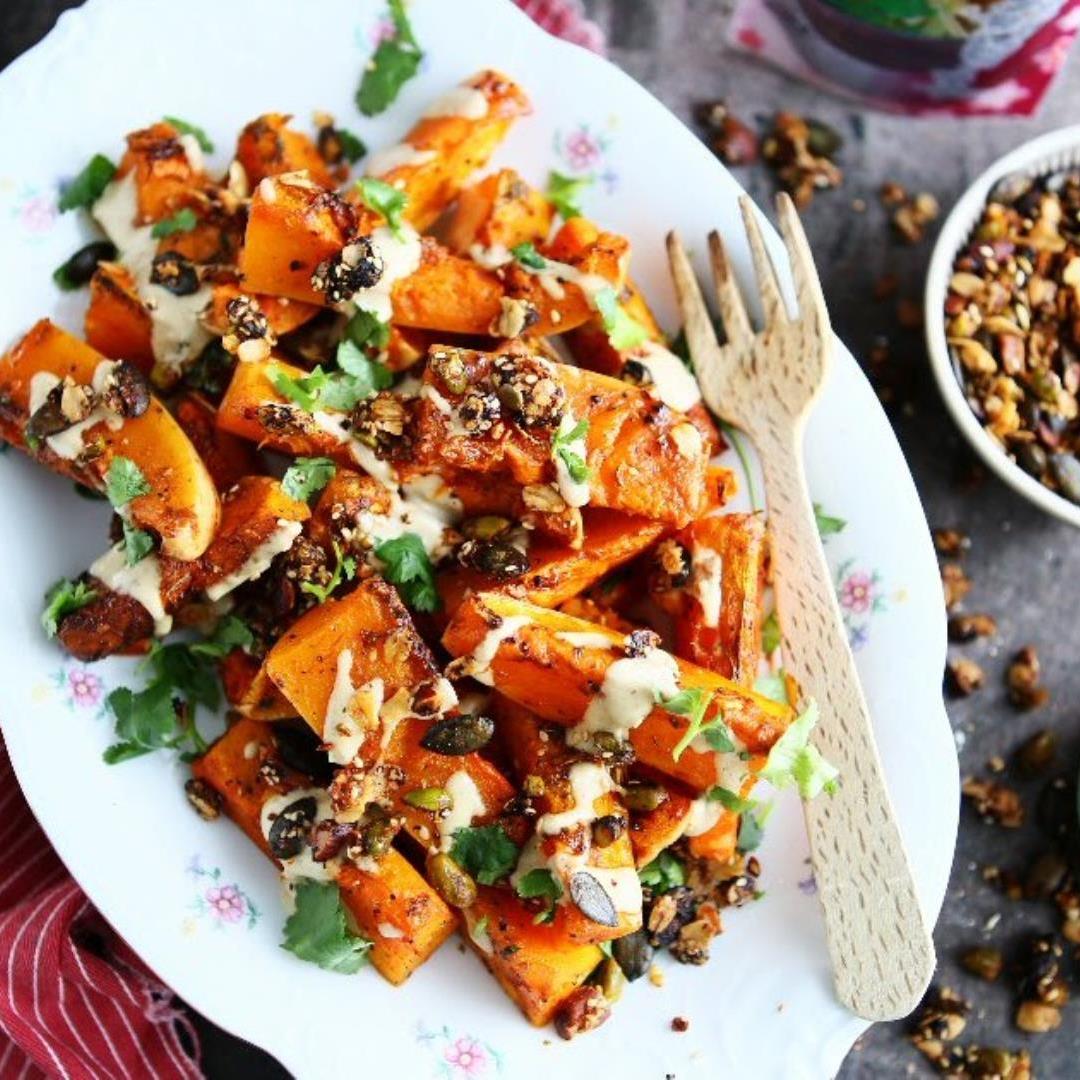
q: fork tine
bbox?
[775,191,829,335]
[665,229,722,366]
[738,194,788,326]
[706,229,753,348]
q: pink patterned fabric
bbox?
[0,4,605,1078]
[729,0,1080,116]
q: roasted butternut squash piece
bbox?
[462,890,602,1026]
[205,283,321,339]
[494,697,641,944]
[56,476,308,660]
[118,121,210,223]
[437,508,667,623]
[233,661,298,721]
[672,513,768,687]
[0,320,219,560]
[414,344,709,527]
[442,168,553,256]
[238,174,360,304]
[443,593,793,792]
[192,718,456,984]
[627,773,695,869]
[84,262,154,372]
[234,113,337,189]
[355,71,531,232]
[173,392,260,492]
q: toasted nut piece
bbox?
[959,946,1002,982]
[1015,1000,1061,1033]
[948,658,985,696]
[962,777,1024,827]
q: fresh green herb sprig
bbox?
[759,700,839,800]
[638,850,685,893]
[594,287,648,352]
[551,419,590,485]
[660,687,733,761]
[41,579,98,638]
[515,868,563,924]
[354,177,409,240]
[104,456,155,566]
[813,503,847,537]
[282,457,337,502]
[511,242,547,270]
[164,116,214,152]
[151,208,198,238]
[282,879,372,973]
[450,825,519,885]
[374,533,439,613]
[356,0,424,117]
[301,540,357,605]
[547,171,593,221]
[58,154,116,211]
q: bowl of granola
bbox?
[926,125,1080,528]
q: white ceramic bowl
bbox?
[0,1,956,1077]
[925,124,1080,529]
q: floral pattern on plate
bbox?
[835,557,887,650]
[417,1023,504,1078]
[5,183,58,241]
[552,122,617,193]
[49,662,110,720]
[186,855,261,930]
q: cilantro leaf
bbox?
[707,786,755,813]
[281,879,372,974]
[759,700,839,800]
[511,242,547,270]
[282,457,337,502]
[41,578,97,638]
[336,128,367,164]
[163,116,214,153]
[190,615,255,658]
[762,609,781,656]
[336,339,393,394]
[594,287,648,351]
[269,362,378,415]
[151,208,198,238]
[121,520,155,566]
[105,456,151,507]
[301,540,356,605]
[547,170,593,221]
[814,503,847,538]
[58,154,116,212]
[551,418,590,484]
[661,687,731,761]
[737,801,774,853]
[450,825,518,885]
[345,308,391,352]
[638,850,685,893]
[354,177,408,239]
[374,533,439,613]
[515,868,563,902]
[356,0,424,117]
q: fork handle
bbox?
[757,418,936,1021]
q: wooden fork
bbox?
[666,193,935,1021]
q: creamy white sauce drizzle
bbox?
[690,544,724,629]
[322,651,380,766]
[518,255,610,307]
[346,225,423,323]
[421,384,469,437]
[423,86,490,120]
[467,242,512,270]
[377,921,406,940]
[567,645,681,750]
[536,763,614,836]
[552,409,591,508]
[92,173,212,374]
[631,341,702,412]
[555,631,620,650]
[89,543,172,636]
[682,796,724,838]
[204,519,302,602]
[365,143,438,176]
[466,615,533,686]
[438,770,486,852]
[260,788,338,896]
[28,362,124,461]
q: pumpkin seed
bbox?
[420,712,495,756]
[594,957,625,1002]
[611,929,653,981]
[591,814,625,848]
[359,811,395,858]
[54,240,118,289]
[1049,453,1080,505]
[428,852,478,908]
[569,871,618,927]
[458,539,529,581]
[25,381,73,442]
[622,781,667,814]
[1016,442,1048,479]
[267,795,317,860]
[404,786,452,812]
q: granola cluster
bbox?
[944,170,1080,506]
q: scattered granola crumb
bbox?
[761,112,843,208]
[962,777,1024,828]
[1006,646,1049,710]
[671,1016,690,1033]
[648,964,665,988]
[948,613,997,642]
[933,528,970,557]
[694,101,759,166]
[1015,999,1061,1033]
[947,657,985,696]
[941,563,972,611]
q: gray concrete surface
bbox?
[5,1,1080,1076]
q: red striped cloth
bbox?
[0,6,604,1080]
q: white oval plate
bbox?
[0,2,956,1077]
